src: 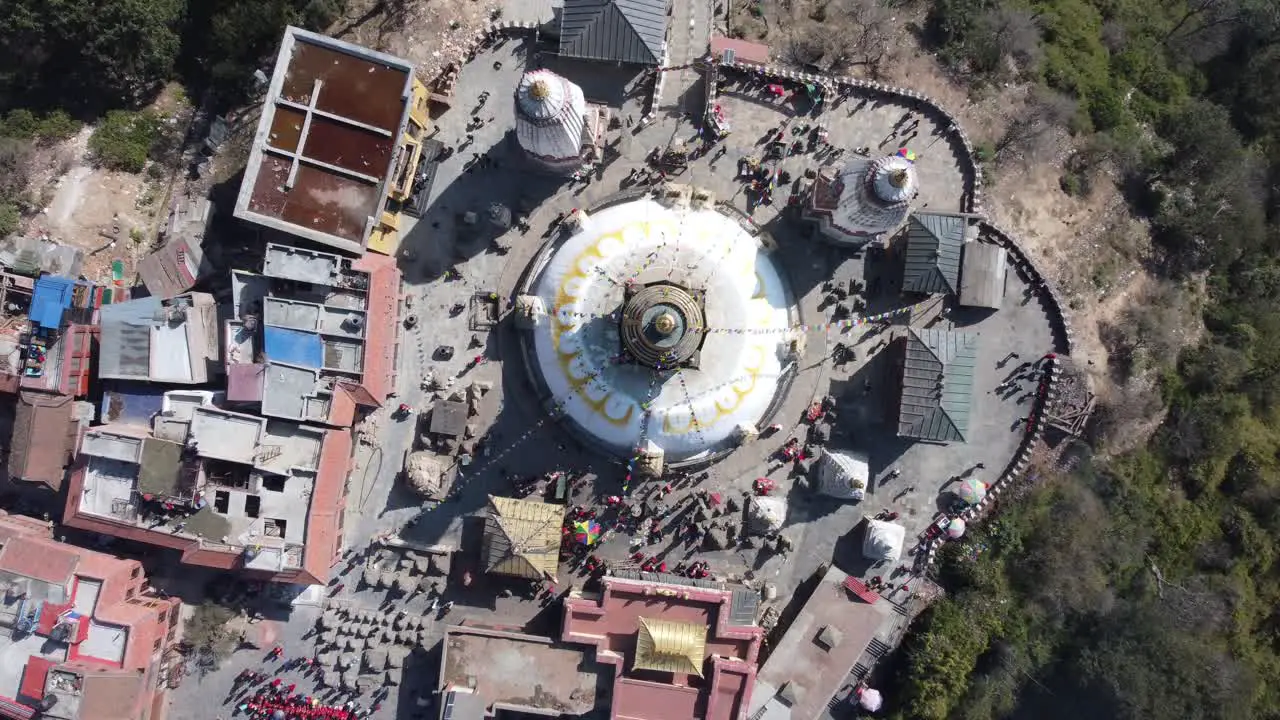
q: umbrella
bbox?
[272,710,287,720]
[957,478,988,505]
[574,520,601,545]
[946,517,966,539]
[858,688,883,712]
[897,147,917,162]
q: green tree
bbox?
[178,0,346,101]
[0,0,185,112]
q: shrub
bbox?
[88,110,160,172]
[0,109,80,142]
[0,203,19,238]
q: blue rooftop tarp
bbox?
[100,381,167,425]
[30,276,76,329]
[263,326,323,369]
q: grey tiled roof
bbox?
[559,0,668,65]
[611,570,759,626]
[902,213,965,295]
[729,587,760,627]
[98,297,163,381]
[897,327,978,443]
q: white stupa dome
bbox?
[528,198,795,463]
[514,70,587,168]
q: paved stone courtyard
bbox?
[167,27,1057,720]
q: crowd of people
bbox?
[219,650,387,720]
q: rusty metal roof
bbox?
[235,27,414,254]
[8,389,76,490]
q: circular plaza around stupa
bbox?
[525,196,796,464]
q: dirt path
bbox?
[335,0,500,88]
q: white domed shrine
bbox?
[807,152,920,244]
[524,195,797,463]
[513,69,606,174]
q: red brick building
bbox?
[0,511,181,720]
[561,575,764,720]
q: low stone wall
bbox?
[981,222,1074,356]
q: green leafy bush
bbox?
[0,109,81,142]
[88,110,160,172]
[0,203,19,238]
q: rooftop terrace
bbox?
[440,626,607,717]
[73,406,326,563]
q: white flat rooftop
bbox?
[80,432,143,463]
[190,407,266,465]
[79,456,140,523]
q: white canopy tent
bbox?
[636,439,665,478]
[747,496,788,535]
[816,449,870,500]
[862,518,906,562]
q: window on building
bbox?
[245,495,261,518]
[126,587,136,599]
[214,490,230,514]
[131,567,141,579]
[153,638,162,651]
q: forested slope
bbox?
[892,1,1280,718]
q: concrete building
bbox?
[436,572,764,720]
[97,293,220,386]
[234,26,418,256]
[62,397,350,585]
[807,154,920,245]
[748,566,892,720]
[0,511,181,720]
[438,625,606,718]
[227,243,400,409]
